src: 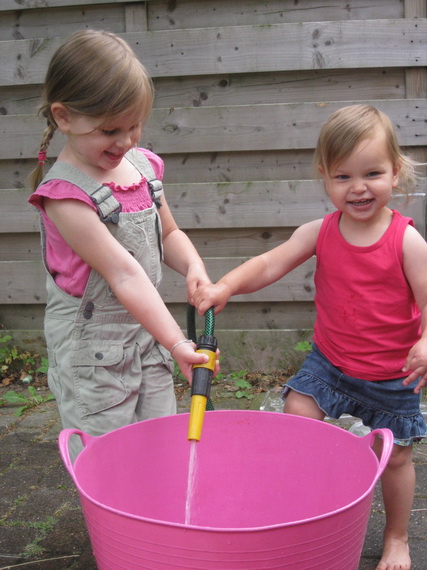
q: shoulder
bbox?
[135,148,164,180]
[298,216,329,238]
[28,179,95,212]
[391,208,414,228]
[403,222,426,249]
[300,218,324,233]
[390,209,419,247]
[291,218,323,248]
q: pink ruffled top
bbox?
[29,148,163,297]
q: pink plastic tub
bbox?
[59,410,392,569]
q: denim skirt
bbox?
[283,343,426,445]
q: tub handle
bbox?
[369,428,394,476]
[58,429,93,478]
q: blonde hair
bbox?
[313,104,418,196]
[30,29,154,190]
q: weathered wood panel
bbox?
[0,6,129,42]
[0,257,316,305]
[1,68,407,117]
[3,184,426,234]
[0,0,142,9]
[3,99,427,160]
[0,233,40,261]
[0,19,426,87]
[144,99,427,154]
[0,0,426,370]
[0,228,292,260]
[0,301,317,333]
[147,0,404,29]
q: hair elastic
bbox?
[38,150,47,165]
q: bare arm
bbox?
[402,224,427,394]
[158,194,211,301]
[44,198,208,381]
[193,219,322,315]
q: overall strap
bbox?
[41,162,122,223]
[125,148,163,208]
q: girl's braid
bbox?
[29,112,57,191]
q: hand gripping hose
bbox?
[187,305,217,441]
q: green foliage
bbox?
[173,361,187,384]
[36,357,49,374]
[0,334,47,381]
[294,341,312,352]
[228,370,254,399]
[0,386,55,417]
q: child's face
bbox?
[55,106,144,173]
[321,128,400,222]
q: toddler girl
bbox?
[194,104,427,570]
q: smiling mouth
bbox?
[349,199,374,206]
[105,151,122,160]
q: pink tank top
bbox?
[313,209,421,380]
[28,148,163,297]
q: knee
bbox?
[385,445,413,471]
[284,390,325,421]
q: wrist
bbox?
[217,280,233,299]
[170,338,193,357]
[187,260,208,278]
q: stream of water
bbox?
[185,440,198,525]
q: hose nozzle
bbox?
[187,335,217,441]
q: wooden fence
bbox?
[0,0,426,371]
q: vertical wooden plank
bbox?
[404,0,427,18]
[404,0,427,167]
[404,0,426,98]
[125,2,148,32]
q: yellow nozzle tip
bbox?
[188,395,207,441]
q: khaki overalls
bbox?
[39,149,176,457]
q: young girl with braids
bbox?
[194,105,427,570]
[29,29,213,457]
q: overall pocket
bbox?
[71,340,127,417]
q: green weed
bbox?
[294,341,312,352]
[0,334,48,384]
[228,370,254,399]
[0,386,55,417]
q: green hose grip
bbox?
[187,305,215,341]
[187,304,216,411]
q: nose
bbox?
[116,130,134,149]
[351,177,368,193]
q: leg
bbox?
[373,440,414,570]
[284,389,326,421]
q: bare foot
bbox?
[376,537,411,570]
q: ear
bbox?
[317,164,331,195]
[392,161,401,187]
[51,103,72,133]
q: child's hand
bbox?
[402,337,427,394]
[193,282,232,315]
[186,262,212,303]
[172,341,213,384]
